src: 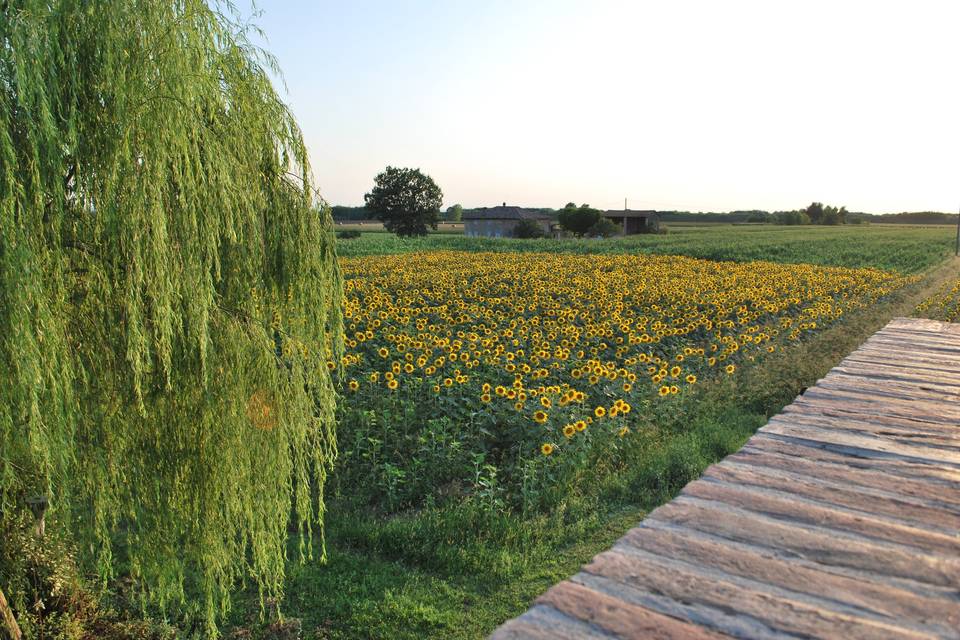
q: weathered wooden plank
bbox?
[577,548,943,639]
[617,522,960,635]
[821,370,960,400]
[490,605,620,640]
[874,326,960,344]
[760,421,960,468]
[863,330,960,351]
[743,432,960,487]
[865,333,960,355]
[799,385,960,417]
[814,375,960,406]
[841,351,960,374]
[829,362,960,388]
[703,460,960,532]
[533,581,730,640]
[646,496,960,589]
[683,477,960,555]
[885,317,960,334]
[791,388,960,426]
[729,446,960,508]
[778,406,960,441]
[844,351,960,377]
[772,412,960,451]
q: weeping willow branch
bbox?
[0,1,343,635]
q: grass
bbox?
[336,224,955,274]
[228,228,959,640]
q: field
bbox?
[336,224,954,273]
[231,224,958,639]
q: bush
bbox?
[586,217,619,238]
[513,218,546,239]
[337,229,362,239]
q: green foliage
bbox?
[445,204,464,222]
[330,205,369,221]
[0,1,343,634]
[557,203,601,236]
[364,167,444,237]
[512,218,546,238]
[774,210,811,225]
[586,216,619,238]
[337,229,363,239]
[803,202,847,225]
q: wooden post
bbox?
[0,586,22,640]
[26,496,47,538]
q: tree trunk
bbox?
[0,586,22,640]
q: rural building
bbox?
[602,209,660,234]
[463,205,555,238]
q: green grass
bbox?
[337,224,955,274]
[226,224,960,639]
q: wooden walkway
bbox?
[491,317,960,639]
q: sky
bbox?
[247,0,960,213]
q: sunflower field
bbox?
[331,251,914,511]
[916,277,960,321]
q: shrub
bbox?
[337,229,362,239]
[513,218,546,239]
[586,217,619,238]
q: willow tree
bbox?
[0,0,342,633]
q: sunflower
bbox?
[725,364,736,374]
[685,374,697,384]
[574,420,587,431]
[658,386,670,397]
[378,347,389,358]
[594,406,606,418]
[387,379,399,390]
[540,443,554,456]
[562,424,576,438]
[348,380,359,392]
[533,410,548,423]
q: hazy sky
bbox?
[249,1,959,213]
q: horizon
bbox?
[250,1,960,214]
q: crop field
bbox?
[916,277,960,321]
[336,224,955,274]
[333,251,913,509]
[224,225,960,640]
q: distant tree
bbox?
[513,218,546,238]
[774,211,811,225]
[445,204,464,222]
[557,203,602,237]
[804,202,825,224]
[587,216,619,238]
[801,202,847,225]
[330,205,369,221]
[365,167,443,237]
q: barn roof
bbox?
[603,209,659,218]
[464,206,554,221]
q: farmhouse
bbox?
[463,205,554,238]
[602,209,660,234]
